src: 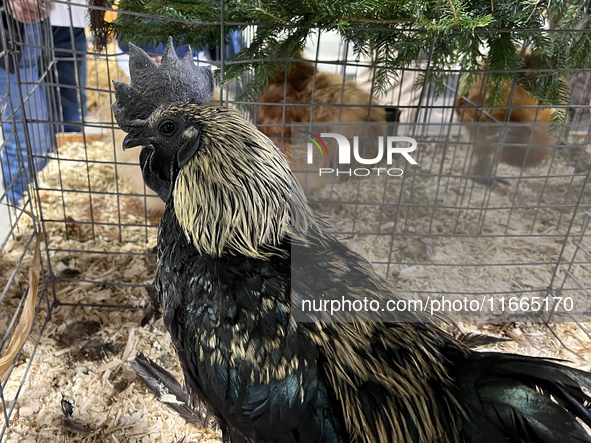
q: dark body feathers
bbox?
[157,202,343,442]
[135,105,591,443]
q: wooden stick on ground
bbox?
[0,231,43,382]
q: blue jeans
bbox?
[52,26,87,132]
[0,23,51,206]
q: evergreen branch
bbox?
[254,7,290,24]
[274,1,289,15]
[93,0,591,109]
[447,0,458,28]
[329,15,413,24]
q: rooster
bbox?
[112,41,591,443]
[119,102,591,443]
[257,57,386,191]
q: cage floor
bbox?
[0,136,590,441]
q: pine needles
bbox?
[91,0,591,108]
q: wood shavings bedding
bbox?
[0,132,590,441]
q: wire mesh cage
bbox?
[0,2,54,436]
[0,0,590,440]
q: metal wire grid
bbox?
[27,5,589,305]
[0,1,53,436]
[0,0,589,435]
[273,33,591,299]
[543,210,591,358]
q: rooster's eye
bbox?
[158,120,177,136]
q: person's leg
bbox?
[52,26,87,132]
[0,22,51,206]
[0,67,29,206]
[73,27,87,120]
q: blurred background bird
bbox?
[118,94,591,442]
[455,51,557,187]
[257,54,386,192]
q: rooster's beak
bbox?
[122,135,151,150]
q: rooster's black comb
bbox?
[112,37,215,132]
